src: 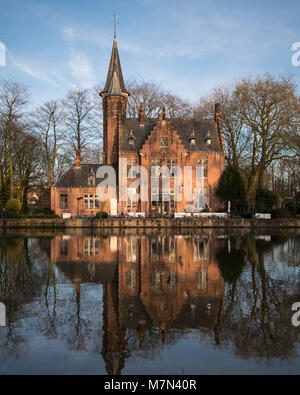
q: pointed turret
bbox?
[101,36,129,165]
[101,37,129,96]
[108,70,123,96]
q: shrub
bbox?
[255,189,277,212]
[270,208,291,218]
[43,208,56,215]
[6,198,22,213]
[95,211,109,219]
[285,201,299,216]
[201,207,210,213]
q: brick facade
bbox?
[51,36,225,217]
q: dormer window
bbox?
[128,130,136,146]
[88,168,96,187]
[205,132,211,145]
[189,130,196,145]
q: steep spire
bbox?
[102,37,128,96]
[108,70,123,96]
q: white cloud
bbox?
[67,48,96,88]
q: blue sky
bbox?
[0,0,299,105]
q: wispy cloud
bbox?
[7,49,75,89]
[67,48,96,88]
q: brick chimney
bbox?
[215,103,221,122]
[162,105,166,120]
[139,102,145,127]
[75,149,81,168]
[214,103,225,153]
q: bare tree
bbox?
[234,73,300,204]
[13,126,43,210]
[126,79,192,119]
[0,79,29,198]
[61,88,98,161]
[31,101,64,187]
[193,86,251,169]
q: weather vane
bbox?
[113,14,119,38]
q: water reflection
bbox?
[0,231,299,374]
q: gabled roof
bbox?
[120,118,223,153]
[54,164,116,188]
[102,38,128,95]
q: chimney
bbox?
[75,149,81,168]
[215,103,221,122]
[162,105,166,120]
[214,103,225,153]
[138,102,145,127]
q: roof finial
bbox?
[113,14,118,38]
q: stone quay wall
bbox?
[0,218,300,229]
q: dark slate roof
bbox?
[120,118,156,153]
[120,118,223,153]
[170,119,222,153]
[102,38,128,95]
[54,164,114,188]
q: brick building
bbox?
[51,35,225,217]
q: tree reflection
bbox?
[0,231,299,374]
[216,235,300,362]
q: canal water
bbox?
[0,230,299,375]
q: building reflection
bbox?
[51,233,225,374]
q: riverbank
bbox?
[0,217,300,229]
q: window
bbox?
[89,194,94,209]
[84,194,89,209]
[127,188,137,210]
[84,194,99,209]
[151,158,162,178]
[127,158,138,177]
[197,159,208,178]
[60,194,68,209]
[194,187,210,211]
[166,158,177,169]
[160,136,168,147]
[161,187,170,202]
[151,187,159,203]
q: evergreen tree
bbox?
[216,165,246,211]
